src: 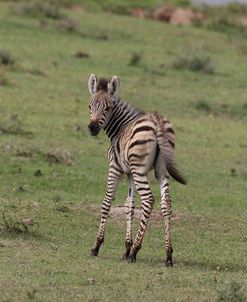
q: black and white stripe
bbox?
[87,74,186,266]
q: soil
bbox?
[109,206,191,221]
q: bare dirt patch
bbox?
[109,206,189,221]
[68,5,85,13]
[130,5,207,26]
[130,8,148,19]
[72,204,203,226]
[153,6,206,26]
[238,17,247,27]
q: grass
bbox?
[56,0,191,12]
[0,1,247,301]
[217,281,247,301]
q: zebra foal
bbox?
[87,74,186,266]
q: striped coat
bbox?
[87,74,186,266]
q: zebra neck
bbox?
[104,98,141,142]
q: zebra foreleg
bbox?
[91,166,122,257]
[123,175,135,260]
[127,173,155,263]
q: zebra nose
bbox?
[88,121,100,136]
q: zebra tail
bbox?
[153,113,187,185]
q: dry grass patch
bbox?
[47,148,74,166]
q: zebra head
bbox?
[88,74,120,136]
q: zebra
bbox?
[87,73,186,266]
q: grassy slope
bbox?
[0,2,247,301]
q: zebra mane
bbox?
[104,97,143,141]
[97,78,109,92]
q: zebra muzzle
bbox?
[88,121,100,136]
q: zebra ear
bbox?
[88,73,97,95]
[108,76,120,97]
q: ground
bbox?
[0,1,247,301]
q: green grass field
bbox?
[0,1,247,301]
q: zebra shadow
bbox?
[173,259,246,273]
[105,255,246,273]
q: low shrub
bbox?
[0,49,15,66]
[173,53,214,74]
[10,1,63,19]
[207,17,247,38]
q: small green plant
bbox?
[195,100,211,112]
[74,51,90,59]
[230,168,237,177]
[173,54,214,74]
[0,49,15,66]
[26,289,37,300]
[56,205,69,213]
[129,51,142,66]
[53,195,62,203]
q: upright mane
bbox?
[96,78,109,92]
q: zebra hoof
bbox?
[90,248,99,257]
[123,241,132,260]
[122,251,131,260]
[122,248,131,260]
[127,253,136,263]
[122,253,128,260]
[165,248,173,266]
[165,258,173,267]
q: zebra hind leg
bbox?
[127,173,155,263]
[154,154,173,266]
[161,179,173,267]
[123,176,135,260]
